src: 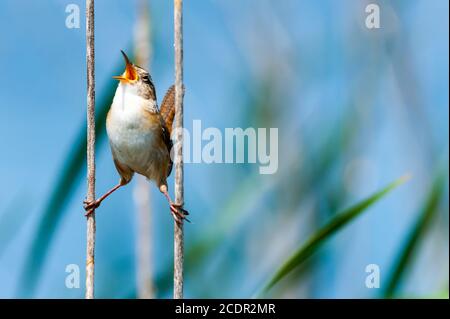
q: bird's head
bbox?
[113,50,156,99]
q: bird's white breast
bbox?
[110,83,153,122]
[107,83,159,173]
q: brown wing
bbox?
[160,85,185,135]
[160,85,176,135]
[159,85,185,177]
[160,85,174,177]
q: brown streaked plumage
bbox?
[83,50,187,222]
[160,84,176,132]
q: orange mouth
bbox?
[113,50,138,83]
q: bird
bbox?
[83,50,188,222]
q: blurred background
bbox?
[0,0,448,298]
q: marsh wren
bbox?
[83,50,188,222]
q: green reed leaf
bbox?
[258,175,409,296]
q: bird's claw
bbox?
[83,199,100,217]
[170,203,190,223]
[83,200,100,210]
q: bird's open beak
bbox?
[113,50,138,83]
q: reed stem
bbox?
[85,0,96,300]
[173,0,184,299]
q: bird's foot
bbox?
[83,199,100,217]
[170,203,190,223]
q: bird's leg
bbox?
[84,183,123,216]
[159,185,189,223]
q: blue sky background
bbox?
[0,0,448,298]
